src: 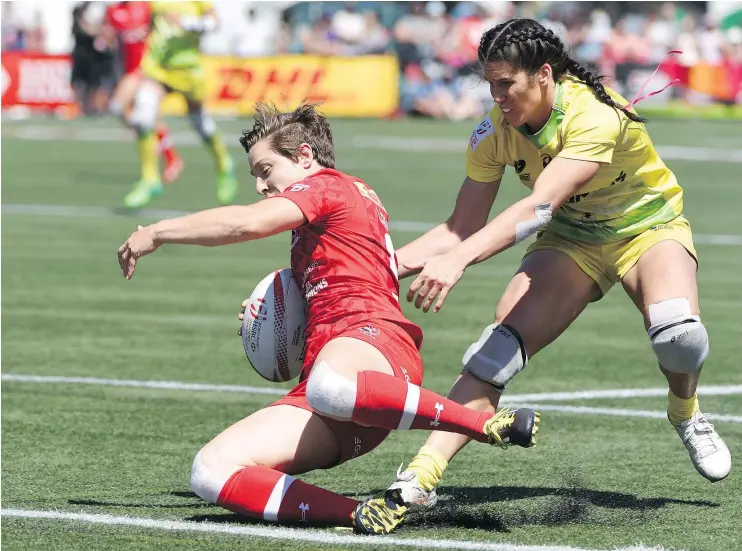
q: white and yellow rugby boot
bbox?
[671,411,731,482]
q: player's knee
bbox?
[305,361,357,421]
[462,323,528,389]
[109,98,124,118]
[190,448,233,504]
[648,298,708,373]
[128,85,160,132]
[188,107,216,140]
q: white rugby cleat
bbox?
[388,467,438,508]
[671,411,731,482]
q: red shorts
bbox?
[268,319,424,467]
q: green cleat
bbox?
[216,162,239,205]
[124,179,164,209]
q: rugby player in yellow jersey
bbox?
[355,18,731,534]
[124,1,238,209]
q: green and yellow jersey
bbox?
[466,76,684,243]
[144,1,212,70]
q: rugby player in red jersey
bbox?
[116,102,540,533]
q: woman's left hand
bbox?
[405,253,468,313]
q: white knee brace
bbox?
[648,298,709,373]
[462,323,527,390]
[305,361,357,421]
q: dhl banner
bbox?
[160,54,400,117]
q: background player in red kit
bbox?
[116,102,540,533]
[103,1,183,183]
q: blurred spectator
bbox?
[234,5,289,56]
[401,60,487,121]
[607,18,651,64]
[297,10,342,55]
[331,2,367,44]
[351,11,391,55]
[25,10,48,53]
[646,3,679,63]
[2,2,25,51]
[698,15,726,65]
[393,1,448,71]
[70,2,116,116]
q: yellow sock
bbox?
[406,445,449,492]
[205,134,232,174]
[137,131,160,182]
[667,390,700,424]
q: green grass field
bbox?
[2,116,741,551]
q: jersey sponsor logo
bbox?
[304,278,328,299]
[301,261,318,288]
[351,436,363,459]
[610,170,627,186]
[650,223,673,232]
[469,115,493,151]
[288,183,310,192]
[353,181,384,210]
[514,159,526,173]
[378,209,389,230]
[567,191,590,204]
[359,325,381,338]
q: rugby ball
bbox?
[241,269,307,382]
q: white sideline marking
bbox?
[0,508,677,551]
[0,374,287,396]
[351,136,742,164]
[4,123,740,165]
[504,386,742,402]
[512,403,742,424]
[4,374,742,406]
[2,203,741,246]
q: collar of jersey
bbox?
[515,81,565,149]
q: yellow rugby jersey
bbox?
[466,76,684,243]
[145,1,212,69]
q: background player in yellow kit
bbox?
[354,18,731,531]
[124,1,237,209]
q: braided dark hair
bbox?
[478,19,646,123]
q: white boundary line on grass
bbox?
[1,374,288,396]
[3,124,742,165]
[512,403,742,424]
[2,203,742,246]
[0,508,677,551]
[3,374,742,423]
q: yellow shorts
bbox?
[525,215,698,298]
[140,56,206,103]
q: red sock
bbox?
[217,465,358,526]
[156,126,179,162]
[352,371,492,442]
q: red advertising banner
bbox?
[1,52,75,110]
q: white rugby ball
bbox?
[241,269,307,382]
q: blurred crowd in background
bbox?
[2,1,741,119]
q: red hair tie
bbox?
[626,50,683,109]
